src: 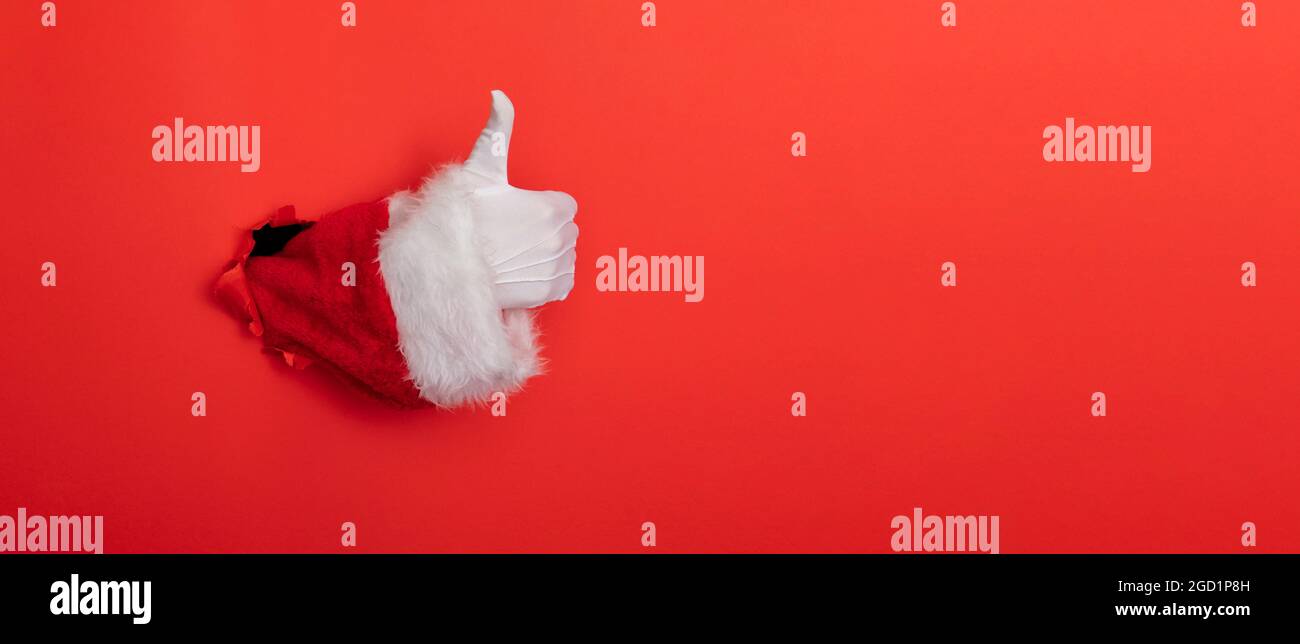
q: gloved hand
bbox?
[220,89,574,408]
[464,90,578,310]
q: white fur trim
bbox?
[379,164,542,407]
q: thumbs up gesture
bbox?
[220,90,577,408]
[463,90,579,310]
[374,90,578,403]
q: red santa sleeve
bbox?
[215,164,542,409]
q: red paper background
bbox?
[2,1,1297,553]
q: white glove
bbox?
[464,90,578,310]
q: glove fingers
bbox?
[494,273,575,310]
[488,221,578,270]
[475,193,577,265]
[495,247,576,282]
[492,223,579,272]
